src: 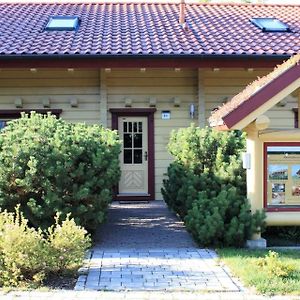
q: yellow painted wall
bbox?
[0,67,297,202]
[0,69,101,124]
[245,126,300,226]
[105,68,198,200]
[204,68,297,129]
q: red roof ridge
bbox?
[209,54,300,129]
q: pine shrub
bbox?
[185,187,266,247]
[0,112,121,231]
[162,125,266,247]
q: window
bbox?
[251,18,290,32]
[45,16,80,31]
[0,120,8,130]
[123,121,143,164]
[265,143,300,211]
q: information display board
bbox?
[266,144,300,208]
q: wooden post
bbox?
[298,90,300,128]
[100,69,108,127]
[198,69,206,128]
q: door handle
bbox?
[144,151,148,161]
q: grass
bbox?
[217,248,300,296]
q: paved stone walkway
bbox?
[75,201,242,292]
[0,291,297,300]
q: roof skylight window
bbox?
[251,18,290,32]
[45,16,80,31]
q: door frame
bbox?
[110,108,156,201]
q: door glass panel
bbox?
[134,134,142,148]
[124,134,132,148]
[121,120,145,165]
[124,149,132,164]
[134,149,143,164]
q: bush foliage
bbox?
[0,113,120,231]
[257,251,296,279]
[0,207,91,287]
[162,125,265,247]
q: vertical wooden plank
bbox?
[198,69,206,128]
[298,91,300,128]
[100,69,108,127]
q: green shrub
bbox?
[0,207,90,287]
[162,125,266,247]
[0,112,121,231]
[185,187,265,247]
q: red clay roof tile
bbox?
[0,2,299,57]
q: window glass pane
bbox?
[128,122,132,132]
[46,16,79,31]
[138,122,142,133]
[123,122,127,133]
[124,149,132,164]
[123,134,132,148]
[133,122,137,133]
[251,18,289,32]
[0,121,6,130]
[134,149,142,164]
[134,134,142,148]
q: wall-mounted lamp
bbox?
[42,97,50,108]
[30,68,37,73]
[70,96,78,108]
[173,96,181,107]
[67,68,74,72]
[189,103,195,119]
[14,97,23,108]
[149,97,157,107]
[125,97,132,107]
[242,153,251,169]
[276,99,287,107]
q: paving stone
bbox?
[75,201,242,293]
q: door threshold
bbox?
[115,193,153,202]
[117,193,150,197]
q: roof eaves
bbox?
[0,53,293,60]
[209,54,300,129]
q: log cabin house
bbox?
[1,0,300,211]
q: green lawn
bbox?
[217,248,300,295]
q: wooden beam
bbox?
[0,56,286,69]
[298,91,300,129]
[198,69,206,128]
[100,69,107,127]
